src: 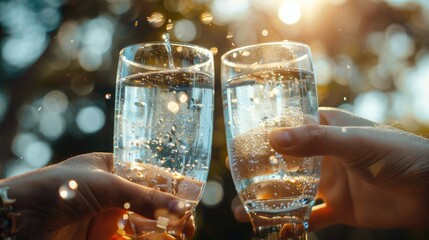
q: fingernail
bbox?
[269,129,292,149]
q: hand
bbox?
[230,107,429,230]
[1,153,194,240]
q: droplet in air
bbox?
[147,12,165,28]
[210,47,218,55]
[200,12,213,24]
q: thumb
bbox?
[267,124,391,177]
[268,124,361,160]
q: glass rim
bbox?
[220,41,311,69]
[119,41,214,71]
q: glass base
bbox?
[254,223,308,240]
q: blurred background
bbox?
[1,0,428,239]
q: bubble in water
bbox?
[105,93,112,100]
[167,101,179,113]
[178,92,188,103]
[270,88,279,97]
[134,102,146,107]
[269,156,279,165]
[167,142,175,148]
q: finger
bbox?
[308,203,338,231]
[318,107,376,127]
[108,175,190,220]
[61,152,114,172]
[268,125,360,159]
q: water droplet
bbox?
[341,127,347,133]
[124,202,131,209]
[37,106,42,111]
[166,23,173,30]
[105,93,112,99]
[343,96,347,101]
[147,12,165,28]
[134,20,138,27]
[226,32,234,39]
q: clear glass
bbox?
[113,42,214,239]
[221,42,321,240]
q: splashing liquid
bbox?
[162,33,175,69]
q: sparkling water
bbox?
[223,69,321,226]
[114,70,214,203]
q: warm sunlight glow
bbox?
[278,1,302,25]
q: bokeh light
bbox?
[201,180,224,207]
[278,1,302,25]
[76,106,106,134]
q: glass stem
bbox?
[255,223,307,240]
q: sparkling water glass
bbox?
[221,42,321,240]
[113,42,214,239]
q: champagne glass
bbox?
[113,41,214,239]
[221,42,321,240]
